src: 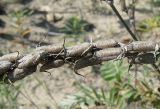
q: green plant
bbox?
[60,17,94,36]
[59,61,137,109]
[60,61,160,109]
[137,16,160,32]
[151,0,160,7]
[59,83,109,109]
[100,61,141,109]
[101,61,160,109]
[9,8,33,37]
[0,80,21,109]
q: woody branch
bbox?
[0,39,160,82]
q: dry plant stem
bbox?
[128,0,160,73]
[0,61,12,74]
[0,39,160,82]
[108,0,160,73]
[120,0,128,12]
[107,0,138,41]
[128,0,140,40]
[128,0,138,75]
[0,52,23,62]
[128,0,136,33]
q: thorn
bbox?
[11,51,20,69]
[55,38,66,59]
[14,51,20,63]
[44,70,52,76]
[73,60,85,78]
[81,44,93,56]
[116,42,128,60]
[73,68,85,78]
[81,36,93,56]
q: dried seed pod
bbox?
[0,61,12,74]
[130,53,156,64]
[74,57,101,70]
[36,44,63,54]
[66,43,93,57]
[40,59,64,72]
[95,48,122,59]
[128,41,159,52]
[8,66,37,82]
[18,51,46,69]
[0,52,22,62]
[93,39,118,49]
[100,55,118,61]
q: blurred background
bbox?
[0,0,160,109]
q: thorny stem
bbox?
[129,0,160,73]
[0,39,160,82]
[106,0,160,73]
[128,0,138,76]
